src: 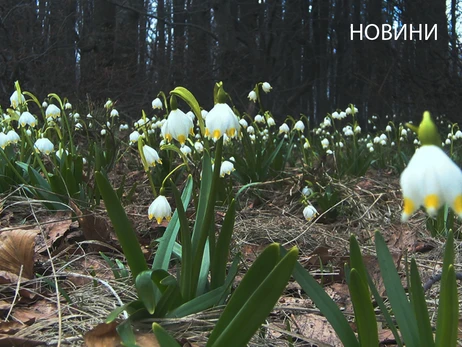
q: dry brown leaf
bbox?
[12,300,57,325]
[84,322,160,347]
[35,212,72,253]
[0,321,24,334]
[293,313,343,347]
[0,335,45,346]
[0,229,38,280]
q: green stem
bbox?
[0,148,28,185]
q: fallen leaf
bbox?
[36,212,72,253]
[12,300,57,325]
[0,229,38,280]
[293,313,343,347]
[84,322,160,347]
[0,321,24,334]
[0,335,45,346]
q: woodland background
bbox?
[0,0,460,124]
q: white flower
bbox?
[7,130,20,144]
[73,113,80,120]
[301,186,313,196]
[279,123,290,134]
[331,111,340,119]
[262,82,272,93]
[25,129,32,136]
[119,124,129,131]
[321,138,329,149]
[18,112,37,127]
[239,118,248,128]
[343,126,354,136]
[65,102,72,110]
[161,109,194,145]
[445,138,451,145]
[110,109,119,117]
[294,120,305,132]
[87,113,93,119]
[354,125,361,134]
[254,114,264,123]
[148,195,172,224]
[104,99,113,109]
[34,138,54,155]
[101,129,107,136]
[267,117,275,127]
[0,133,9,149]
[194,141,204,153]
[205,103,239,142]
[56,148,69,160]
[129,130,141,143]
[369,147,374,152]
[455,130,462,139]
[10,90,25,108]
[339,111,347,119]
[220,160,235,177]
[143,145,162,167]
[326,149,333,155]
[248,90,257,102]
[322,117,331,128]
[152,98,163,109]
[75,123,83,131]
[42,101,48,108]
[303,141,310,149]
[400,145,462,222]
[303,205,318,221]
[386,125,392,132]
[181,145,192,156]
[46,104,61,119]
[247,126,255,134]
[201,109,208,119]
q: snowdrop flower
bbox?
[42,101,48,108]
[194,141,204,153]
[262,82,272,93]
[101,129,107,136]
[400,145,462,221]
[10,90,25,108]
[279,123,290,134]
[322,117,332,128]
[46,104,61,119]
[181,145,192,156]
[354,125,361,134]
[18,111,37,127]
[7,130,20,144]
[331,111,340,119]
[220,160,235,177]
[65,102,72,110]
[0,133,9,149]
[110,109,119,117]
[294,120,305,132]
[303,205,318,221]
[148,195,172,224]
[321,138,329,149]
[205,100,239,142]
[104,99,113,109]
[267,117,275,127]
[152,98,163,109]
[401,129,407,136]
[239,118,248,128]
[34,138,54,155]
[129,130,141,143]
[162,108,194,145]
[73,113,80,120]
[254,114,264,123]
[386,125,392,132]
[455,130,462,139]
[143,145,162,167]
[247,125,255,134]
[445,138,451,145]
[248,90,257,102]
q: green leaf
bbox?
[286,247,359,347]
[207,244,298,347]
[170,87,204,134]
[106,301,144,323]
[375,231,420,346]
[136,270,159,314]
[349,235,369,288]
[167,285,226,318]
[95,171,148,279]
[435,231,458,347]
[152,323,181,347]
[409,259,434,347]
[116,320,138,347]
[349,268,379,347]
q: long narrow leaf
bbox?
[95,171,148,279]
[152,323,181,347]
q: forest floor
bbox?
[0,168,459,346]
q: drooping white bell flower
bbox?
[6,130,20,144]
[400,145,462,222]
[205,103,240,142]
[19,111,37,127]
[293,120,305,132]
[143,145,162,167]
[220,160,235,177]
[46,104,61,119]
[10,90,25,108]
[303,205,318,221]
[262,82,272,93]
[148,195,172,224]
[279,123,290,134]
[248,90,257,102]
[0,133,9,149]
[161,108,194,145]
[152,98,163,109]
[34,138,54,155]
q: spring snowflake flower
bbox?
[279,123,290,134]
[267,117,275,127]
[254,114,264,123]
[162,109,194,145]
[152,98,163,109]
[0,133,9,149]
[34,138,54,155]
[129,130,141,143]
[331,111,340,119]
[7,130,20,144]
[302,186,313,196]
[354,125,361,134]
[445,138,451,145]
[205,103,240,142]
[303,205,318,221]
[143,145,162,167]
[18,111,37,127]
[148,195,172,224]
[56,148,69,160]
[262,82,272,93]
[194,141,204,153]
[322,117,332,128]
[386,125,392,132]
[110,109,119,117]
[248,90,257,102]
[239,118,248,128]
[181,145,192,156]
[46,104,61,119]
[65,102,72,110]
[101,129,107,136]
[201,109,208,120]
[455,130,462,139]
[104,99,113,109]
[294,120,305,132]
[220,160,235,177]
[400,145,462,222]
[321,138,329,149]
[42,101,48,108]
[10,90,25,108]
[247,126,255,134]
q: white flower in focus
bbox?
[220,160,235,177]
[152,98,163,109]
[75,123,83,131]
[18,112,37,127]
[303,205,318,221]
[110,109,119,117]
[143,145,162,167]
[73,113,80,120]
[322,117,331,128]
[262,82,272,93]
[267,117,275,127]
[248,90,257,102]
[201,110,208,120]
[161,109,194,145]
[7,130,20,144]
[339,111,347,119]
[187,111,195,122]
[279,123,290,134]
[148,195,172,224]
[205,103,239,142]
[400,145,462,222]
[34,138,54,155]
[129,130,141,143]
[10,91,25,108]
[294,120,305,132]
[46,104,61,119]
[0,133,9,149]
